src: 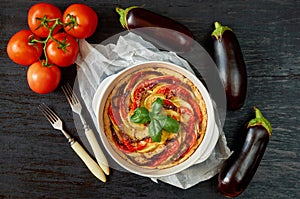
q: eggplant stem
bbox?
[115,7,127,29]
[116,6,140,29]
[248,107,272,136]
[211,21,233,41]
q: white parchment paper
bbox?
[75,32,231,189]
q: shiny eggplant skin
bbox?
[116,6,194,53]
[218,108,272,197]
[212,22,247,110]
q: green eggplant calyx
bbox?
[248,107,272,136]
[115,6,139,29]
[211,21,233,41]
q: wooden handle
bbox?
[71,141,106,182]
[85,128,110,175]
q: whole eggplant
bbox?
[218,107,272,197]
[116,6,194,53]
[212,22,247,110]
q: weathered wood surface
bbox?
[0,0,299,198]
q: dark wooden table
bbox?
[1,0,299,198]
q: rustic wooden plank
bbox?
[1,0,299,198]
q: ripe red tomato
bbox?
[46,33,79,67]
[28,3,62,38]
[63,4,98,39]
[7,30,43,66]
[27,61,61,94]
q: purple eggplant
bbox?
[116,6,194,52]
[211,22,247,110]
[218,107,272,197]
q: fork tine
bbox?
[62,84,73,104]
[67,84,79,103]
[62,83,79,104]
[39,106,53,124]
[38,103,58,123]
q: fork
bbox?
[38,103,106,182]
[62,84,110,175]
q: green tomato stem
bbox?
[63,14,78,30]
[42,19,60,66]
[29,16,73,66]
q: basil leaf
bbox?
[130,107,150,124]
[151,98,163,115]
[149,119,163,142]
[155,114,167,126]
[131,98,180,141]
[163,116,180,133]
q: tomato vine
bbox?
[7,3,98,94]
[29,16,75,66]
